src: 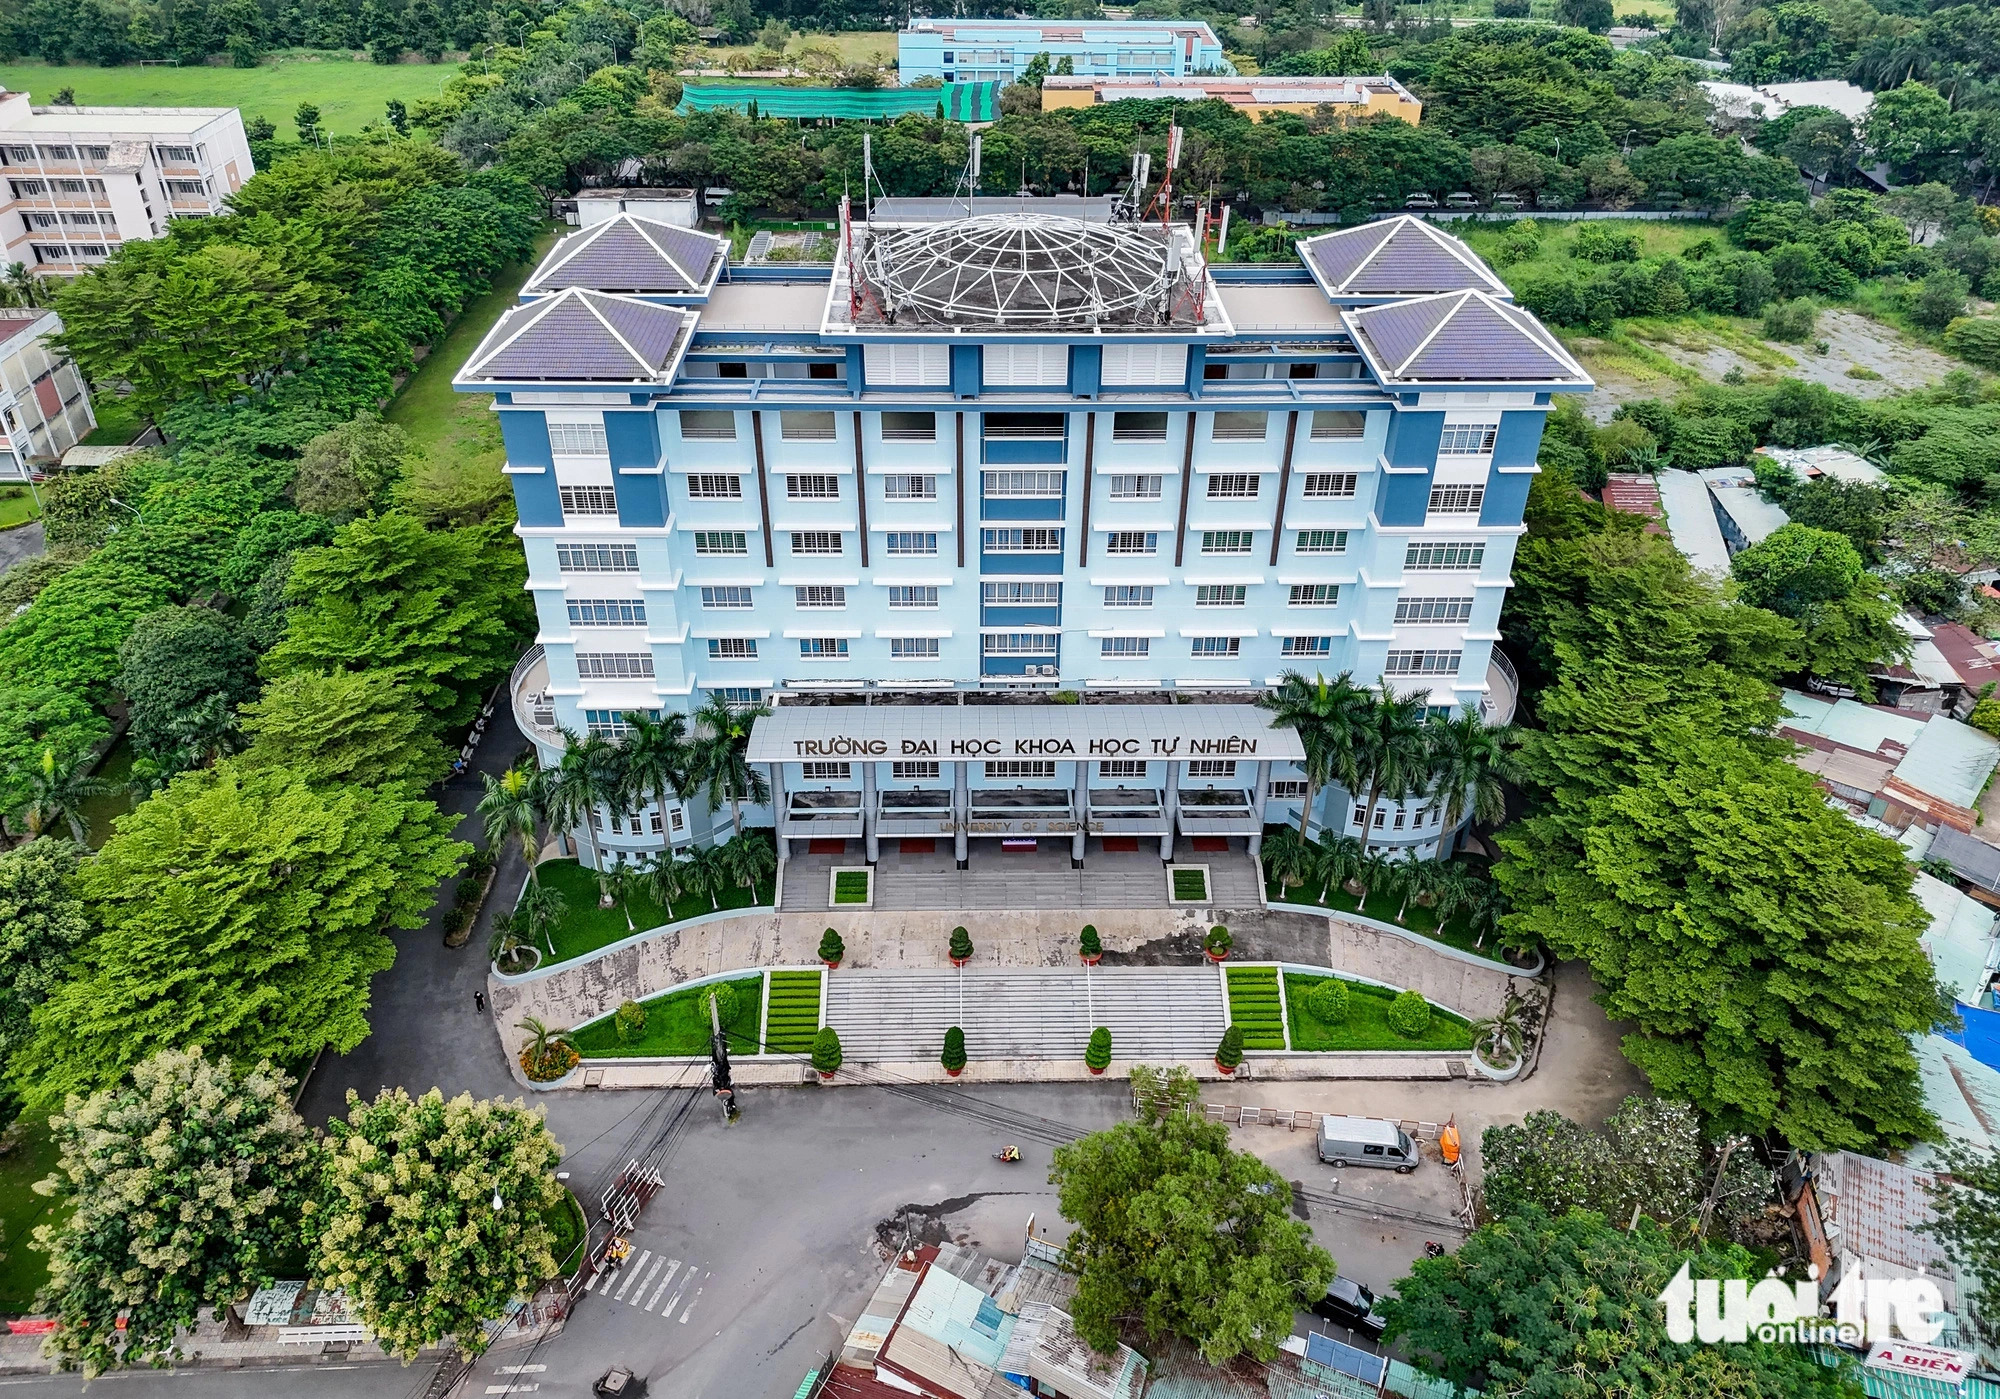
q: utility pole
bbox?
[709,992,739,1125]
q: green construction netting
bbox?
[678,81,998,122]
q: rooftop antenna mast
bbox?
[951,132,982,218]
[862,131,873,222]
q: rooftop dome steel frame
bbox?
[857,213,1188,328]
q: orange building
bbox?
[1039,74,1421,124]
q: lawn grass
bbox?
[0,1115,63,1314]
[0,487,39,531]
[1282,972,1474,1053]
[569,973,764,1057]
[832,870,869,904]
[384,224,561,483]
[1265,873,1518,966]
[0,58,459,137]
[78,392,146,446]
[528,853,776,968]
[764,970,822,1053]
[1223,966,1286,1050]
[1171,867,1208,901]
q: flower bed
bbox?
[569,974,765,1058]
[1281,971,1473,1052]
[764,970,824,1054]
[1223,966,1286,1050]
[521,1040,580,1081]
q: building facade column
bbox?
[1071,758,1088,867]
[1161,761,1179,863]
[768,762,788,863]
[1248,760,1270,858]
[862,758,879,865]
[953,759,969,869]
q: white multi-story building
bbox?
[0,91,253,273]
[0,309,93,474]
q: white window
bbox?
[865,344,949,386]
[715,687,765,706]
[1211,412,1267,442]
[680,410,735,440]
[986,760,1057,779]
[780,411,837,441]
[1282,636,1333,657]
[1428,484,1485,514]
[894,761,942,780]
[1112,413,1168,442]
[1108,474,1162,498]
[800,762,852,781]
[1196,585,1246,607]
[548,421,608,455]
[1099,760,1148,778]
[1311,410,1365,439]
[1102,343,1188,385]
[560,485,619,516]
[1289,584,1340,606]
[891,637,941,659]
[983,528,1062,552]
[1200,530,1253,555]
[787,474,840,499]
[888,586,939,608]
[699,587,752,610]
[1106,531,1157,555]
[791,531,842,555]
[36,144,72,160]
[1396,596,1475,624]
[165,179,208,197]
[799,637,850,660]
[1405,541,1484,570]
[984,471,1064,497]
[886,532,939,555]
[558,543,639,571]
[1191,637,1241,658]
[693,531,748,555]
[686,474,741,499]
[1104,585,1154,608]
[985,583,1061,605]
[794,585,846,609]
[1303,473,1357,498]
[1439,422,1499,455]
[983,344,1068,385]
[1101,637,1150,658]
[982,633,1059,654]
[583,710,634,738]
[881,411,937,441]
[576,652,654,678]
[155,144,195,162]
[570,598,647,625]
[1188,760,1236,779]
[1385,648,1463,675]
[708,638,757,659]
[1270,779,1309,799]
[1207,474,1260,499]
[884,474,937,499]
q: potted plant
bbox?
[1079,924,1102,966]
[1084,1026,1112,1075]
[517,1016,580,1083]
[613,999,647,1044]
[1204,924,1233,963]
[811,1025,843,1081]
[818,927,845,969]
[1214,1024,1244,1076]
[949,925,973,967]
[941,1026,967,1077]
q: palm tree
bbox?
[620,710,692,839]
[1260,825,1317,898]
[1257,669,1369,839]
[488,908,533,971]
[1426,861,1478,930]
[18,745,110,845]
[680,841,731,911]
[1352,846,1394,907]
[516,1015,568,1067]
[688,693,771,841]
[515,881,569,957]
[597,860,642,932]
[1424,706,1512,843]
[542,728,625,884]
[1466,878,1508,950]
[477,765,545,885]
[1312,831,1365,904]
[1470,990,1533,1069]
[1351,687,1433,856]
[1393,857,1448,924]
[717,832,776,903]
[641,849,689,913]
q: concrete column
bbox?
[953,760,969,869]
[1161,762,1179,863]
[1071,759,1088,867]
[862,759,879,865]
[1247,760,1270,857]
[768,763,787,862]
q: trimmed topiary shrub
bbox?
[1205,925,1232,957]
[613,999,647,1043]
[1085,1026,1112,1073]
[699,981,739,1029]
[949,925,973,962]
[1307,979,1350,1026]
[1387,989,1434,1039]
[1079,924,1101,960]
[1216,1023,1245,1071]
[812,1025,843,1076]
[818,927,845,966]
[942,1025,966,1074]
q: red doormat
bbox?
[808,839,847,855]
[1100,836,1140,853]
[899,839,936,855]
[1192,836,1230,853]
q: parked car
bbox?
[1445,191,1480,210]
[1318,1114,1420,1172]
[1309,1276,1388,1339]
[1403,193,1439,209]
[1491,193,1526,211]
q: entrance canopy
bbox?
[747,703,1305,765]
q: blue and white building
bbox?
[896,18,1232,85]
[457,211,1590,871]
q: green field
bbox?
[1282,973,1474,1053]
[568,974,764,1057]
[0,59,459,138]
[0,486,38,531]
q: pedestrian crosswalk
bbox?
[584,1247,706,1324]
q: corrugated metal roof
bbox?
[1656,468,1732,575]
[1780,689,1928,755]
[1757,444,1885,485]
[1820,1152,1947,1275]
[1895,715,2000,810]
[1915,871,1999,1005]
[1917,1034,2000,1156]
[1707,485,1790,548]
[747,702,1306,763]
[880,1264,1015,1399]
[1928,825,2000,893]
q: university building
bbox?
[896,18,1232,85]
[457,211,1591,872]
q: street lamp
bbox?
[491,1184,505,1213]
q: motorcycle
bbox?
[994,1146,1022,1163]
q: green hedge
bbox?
[1281,972,1472,1052]
[764,970,824,1054]
[1224,966,1286,1050]
[570,974,764,1058]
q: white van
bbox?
[1317,1115,1419,1173]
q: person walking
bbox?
[474,990,487,1013]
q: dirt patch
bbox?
[1097,907,1330,967]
